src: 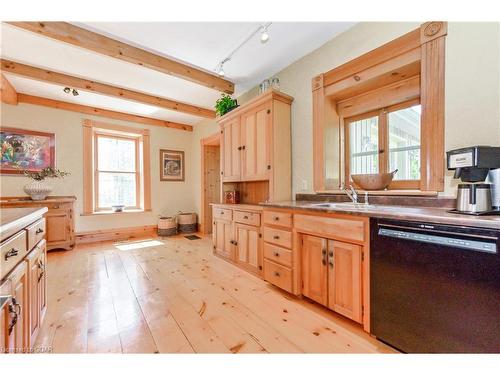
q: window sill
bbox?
[316,190,438,196]
[81,209,152,216]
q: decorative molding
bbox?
[311,74,324,91]
[75,225,158,244]
[7,22,235,94]
[420,21,448,44]
[18,94,193,132]
[1,59,215,119]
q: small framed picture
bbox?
[0,127,56,175]
[159,149,185,181]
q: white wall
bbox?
[232,22,500,197]
[0,103,197,232]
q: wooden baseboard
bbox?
[75,225,157,244]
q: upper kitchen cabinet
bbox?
[312,22,447,193]
[218,90,293,202]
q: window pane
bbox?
[349,115,379,175]
[388,105,421,180]
[98,172,136,208]
[97,136,136,172]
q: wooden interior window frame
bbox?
[82,119,151,214]
[312,21,447,193]
[93,132,141,211]
[344,98,421,190]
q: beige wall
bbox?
[0,103,197,232]
[232,22,500,197]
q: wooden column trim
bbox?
[312,74,325,191]
[0,73,18,105]
[420,22,447,192]
[1,59,215,119]
[82,120,94,215]
[18,94,193,131]
[142,131,152,211]
[7,22,235,94]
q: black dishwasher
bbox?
[370,218,500,353]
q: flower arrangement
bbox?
[20,166,70,181]
[215,94,238,117]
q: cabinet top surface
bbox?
[0,196,77,205]
[0,207,48,242]
[211,203,263,212]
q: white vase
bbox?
[23,180,53,201]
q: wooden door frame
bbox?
[200,132,221,235]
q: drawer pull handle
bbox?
[38,260,46,281]
[274,271,280,277]
[273,252,280,257]
[8,298,20,335]
[5,248,19,260]
[243,216,249,219]
[36,228,44,235]
[273,235,280,240]
[273,216,280,221]
[221,211,224,215]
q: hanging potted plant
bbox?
[19,166,71,201]
[215,93,238,117]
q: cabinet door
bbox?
[327,240,362,323]
[45,209,70,244]
[213,219,233,260]
[37,241,48,322]
[241,104,271,180]
[300,234,328,306]
[221,118,241,181]
[26,246,41,347]
[0,280,12,352]
[8,262,29,351]
[235,223,262,275]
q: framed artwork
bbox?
[0,127,56,175]
[160,149,185,181]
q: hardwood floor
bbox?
[35,234,394,353]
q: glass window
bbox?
[388,105,421,180]
[348,115,379,175]
[96,135,138,209]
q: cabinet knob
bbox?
[274,271,280,277]
[329,251,333,257]
[273,216,280,221]
[243,216,249,219]
[273,235,280,240]
[274,252,280,257]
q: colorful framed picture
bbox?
[160,149,185,181]
[0,127,56,175]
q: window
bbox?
[83,120,151,214]
[345,99,421,189]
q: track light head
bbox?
[260,29,269,43]
[63,87,71,93]
[72,89,79,96]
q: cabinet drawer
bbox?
[263,227,292,248]
[263,210,293,228]
[26,218,46,250]
[263,259,292,293]
[233,210,261,226]
[294,214,365,243]
[213,207,232,221]
[0,230,27,279]
[264,243,292,267]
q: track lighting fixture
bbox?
[63,87,79,96]
[72,89,79,96]
[260,25,270,43]
[63,87,71,93]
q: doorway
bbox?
[200,133,221,235]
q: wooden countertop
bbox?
[0,207,48,242]
[0,196,76,204]
[210,203,263,211]
[261,201,500,230]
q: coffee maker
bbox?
[446,146,500,215]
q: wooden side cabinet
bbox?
[0,196,76,251]
[234,222,262,276]
[213,218,233,260]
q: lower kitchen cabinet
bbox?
[299,234,363,323]
[213,219,233,260]
[26,240,47,347]
[234,223,262,276]
[301,235,328,305]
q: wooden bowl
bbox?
[351,170,398,190]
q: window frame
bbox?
[344,98,421,190]
[93,132,141,211]
[82,119,151,215]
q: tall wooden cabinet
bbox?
[218,90,293,202]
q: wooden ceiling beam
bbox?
[7,22,235,94]
[17,94,193,132]
[0,73,18,105]
[1,59,215,119]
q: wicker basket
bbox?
[158,216,177,236]
[177,212,197,234]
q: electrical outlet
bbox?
[301,179,308,191]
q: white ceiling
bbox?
[1,22,355,126]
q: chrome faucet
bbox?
[344,185,359,204]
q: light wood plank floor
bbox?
[35,235,395,353]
